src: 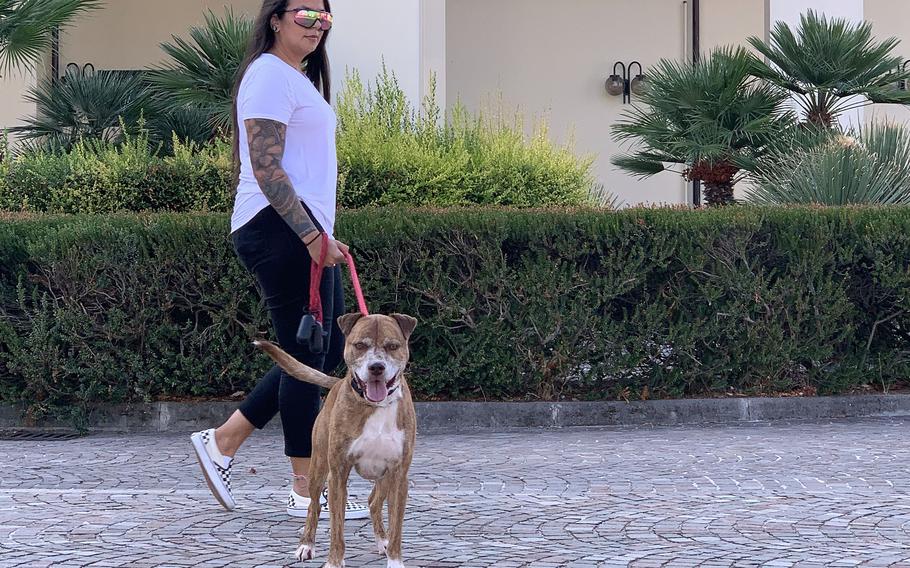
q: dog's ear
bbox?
[338,313,365,336]
[391,314,418,341]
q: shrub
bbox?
[0,72,599,213]
[336,69,597,208]
[747,122,910,205]
[0,129,233,214]
[1,207,908,424]
[611,47,794,207]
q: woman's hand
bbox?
[304,231,346,266]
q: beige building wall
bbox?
[1,0,261,136]
[446,0,692,206]
[59,0,262,72]
[1,0,445,136]
[419,0,446,113]
[699,0,768,203]
[0,70,39,144]
[330,0,422,105]
[863,0,910,127]
[700,0,768,53]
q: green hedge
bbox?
[1,206,908,424]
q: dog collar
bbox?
[351,374,366,399]
[351,374,399,403]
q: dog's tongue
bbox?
[365,379,388,402]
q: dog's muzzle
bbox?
[351,373,398,403]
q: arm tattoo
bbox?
[245,118,318,240]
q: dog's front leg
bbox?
[324,466,352,568]
[385,470,409,568]
[370,476,390,555]
[296,451,329,562]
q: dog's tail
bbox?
[253,341,341,389]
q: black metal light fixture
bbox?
[63,62,95,79]
[606,61,646,104]
[606,63,626,98]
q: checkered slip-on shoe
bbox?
[287,488,369,520]
[287,488,329,519]
[324,487,370,520]
[190,429,235,511]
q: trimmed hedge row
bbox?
[0,206,908,424]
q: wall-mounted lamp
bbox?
[898,60,910,91]
[64,62,95,78]
[606,61,646,104]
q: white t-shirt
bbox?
[231,53,338,236]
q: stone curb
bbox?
[2,394,910,433]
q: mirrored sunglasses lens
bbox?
[295,15,319,28]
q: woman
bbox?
[190,0,367,520]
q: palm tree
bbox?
[748,10,910,127]
[10,68,151,150]
[0,0,100,75]
[147,9,253,136]
[612,47,795,207]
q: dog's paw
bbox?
[375,536,389,555]
[322,562,345,568]
[295,543,316,561]
[386,559,405,568]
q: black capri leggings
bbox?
[231,204,345,458]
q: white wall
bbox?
[863,0,910,127]
[769,0,865,129]
[419,0,446,112]
[0,70,38,143]
[329,0,422,105]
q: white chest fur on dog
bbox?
[348,400,405,480]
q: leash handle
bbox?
[342,250,369,317]
[309,233,370,322]
[308,233,330,325]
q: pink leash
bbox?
[308,234,369,326]
[342,248,370,317]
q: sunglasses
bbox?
[283,8,333,31]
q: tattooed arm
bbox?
[245,118,320,241]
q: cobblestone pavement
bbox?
[1,418,909,567]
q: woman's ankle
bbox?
[291,471,315,497]
[213,410,255,457]
[292,480,310,497]
[213,427,240,458]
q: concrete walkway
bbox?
[1,418,909,567]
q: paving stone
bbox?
[1,419,909,566]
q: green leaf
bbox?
[747,10,910,126]
[747,122,910,205]
[0,0,101,75]
[146,9,253,135]
[611,154,667,178]
[611,46,794,199]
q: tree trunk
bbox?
[703,181,736,207]
[685,160,738,207]
[806,108,835,128]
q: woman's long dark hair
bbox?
[231,0,332,186]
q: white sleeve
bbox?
[238,66,295,125]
